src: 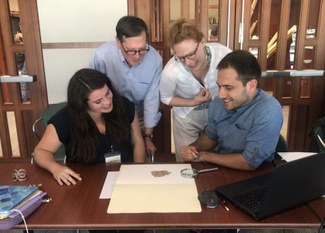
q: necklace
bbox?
[205,45,212,66]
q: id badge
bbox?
[105,151,121,163]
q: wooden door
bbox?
[0,0,47,161]
[128,0,172,155]
[234,0,325,151]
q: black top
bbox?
[48,97,135,163]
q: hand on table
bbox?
[51,164,82,186]
[181,146,200,161]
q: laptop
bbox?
[215,153,325,220]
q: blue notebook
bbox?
[0,185,38,219]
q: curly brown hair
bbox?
[168,18,204,47]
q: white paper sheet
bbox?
[116,164,193,184]
[99,171,119,199]
[278,152,317,162]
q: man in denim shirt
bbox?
[181,50,283,170]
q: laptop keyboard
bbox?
[233,187,268,213]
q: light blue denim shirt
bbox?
[204,89,283,169]
[89,42,162,128]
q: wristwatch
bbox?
[144,134,154,139]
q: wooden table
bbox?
[0,162,323,231]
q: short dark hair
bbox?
[116,16,149,42]
[217,50,261,85]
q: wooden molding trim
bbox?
[42,42,105,49]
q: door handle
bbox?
[0,75,36,83]
[262,70,324,77]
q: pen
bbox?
[218,197,229,211]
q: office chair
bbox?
[309,117,325,153]
[273,134,288,161]
[313,125,325,153]
[275,134,289,152]
[31,102,67,163]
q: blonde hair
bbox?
[168,18,204,47]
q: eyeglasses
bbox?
[120,42,150,56]
[174,42,200,63]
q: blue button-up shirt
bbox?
[204,89,283,168]
[89,42,162,128]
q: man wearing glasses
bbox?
[89,16,162,161]
[160,18,231,162]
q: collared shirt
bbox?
[204,89,283,169]
[89,42,162,128]
[160,43,231,119]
